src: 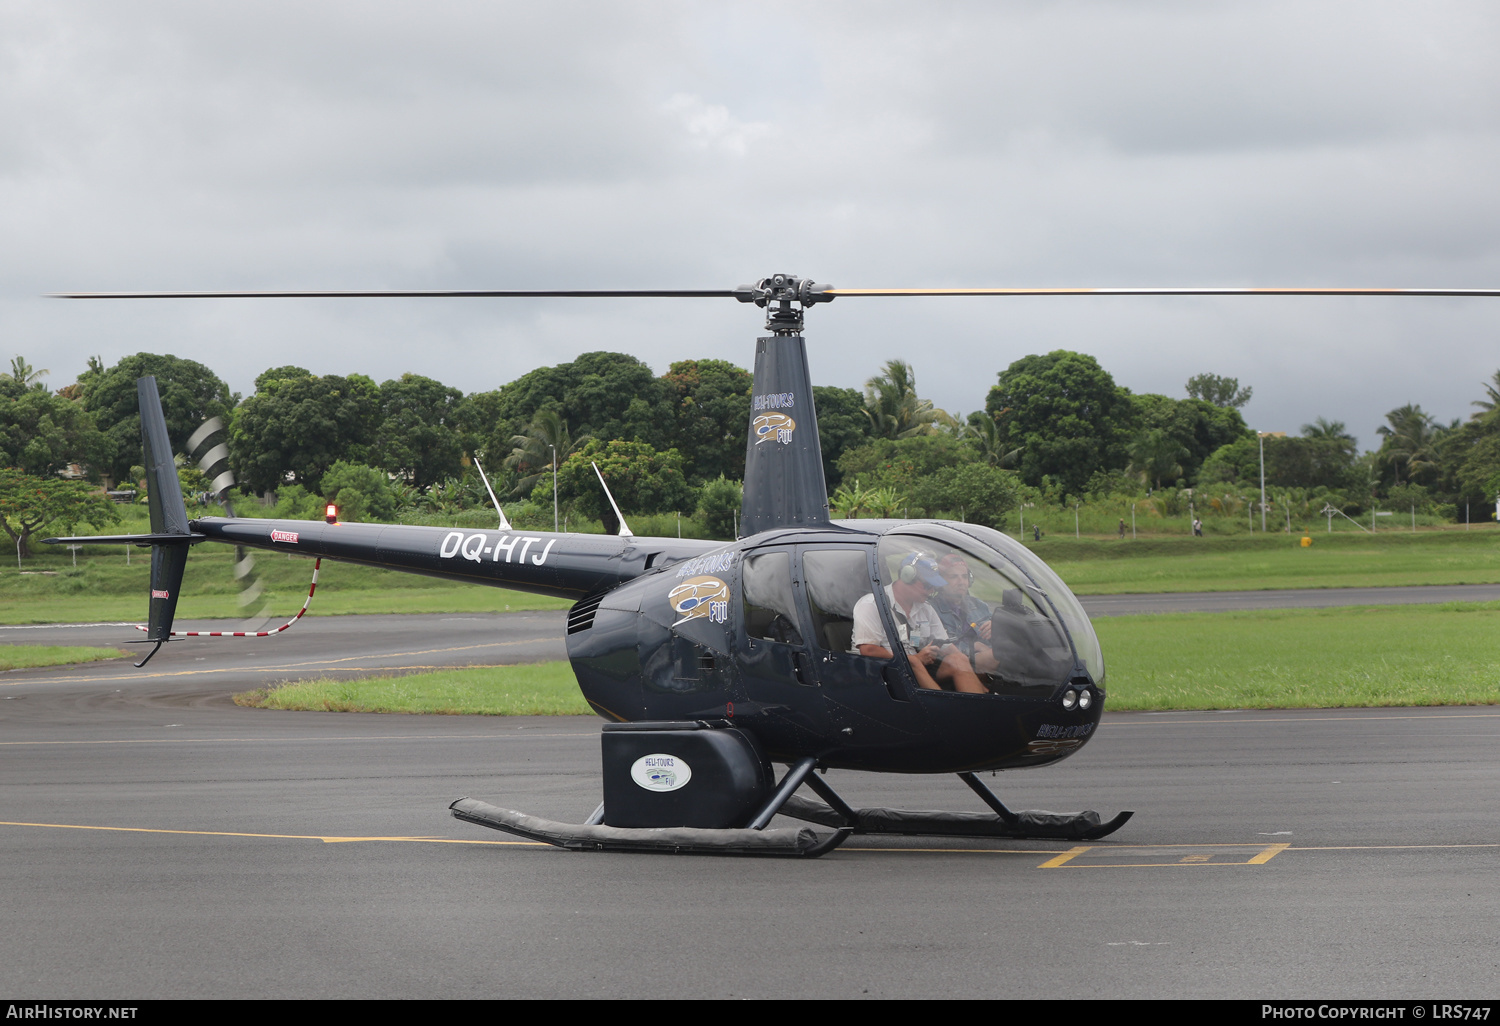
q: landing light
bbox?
[1078,689,1093,711]
[325,503,338,524]
[1061,689,1077,710]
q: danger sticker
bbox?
[270,530,299,544]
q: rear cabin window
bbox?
[742,550,803,646]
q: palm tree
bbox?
[1376,404,1443,485]
[863,360,943,439]
[1472,370,1500,419]
[958,412,1022,468]
[504,409,589,498]
[1127,428,1189,490]
[9,356,48,386]
[1300,417,1355,443]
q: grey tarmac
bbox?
[0,598,1496,999]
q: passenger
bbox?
[931,554,999,675]
[851,553,987,694]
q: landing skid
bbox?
[452,763,1131,855]
[782,771,1133,841]
[450,797,851,858]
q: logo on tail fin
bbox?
[752,412,796,445]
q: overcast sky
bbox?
[6,0,1500,450]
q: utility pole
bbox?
[1257,431,1268,533]
[550,444,558,533]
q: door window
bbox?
[741,549,803,646]
[800,549,874,654]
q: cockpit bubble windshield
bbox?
[876,525,1104,693]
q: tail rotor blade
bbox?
[185,417,225,455]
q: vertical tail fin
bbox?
[739,335,831,536]
[138,376,192,644]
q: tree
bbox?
[320,461,397,522]
[479,352,675,459]
[1376,404,1444,487]
[1472,370,1500,419]
[1185,373,1252,409]
[1301,417,1355,443]
[958,412,1022,469]
[909,463,1018,528]
[1127,428,1190,490]
[505,408,589,498]
[230,368,381,494]
[0,469,119,558]
[836,434,974,498]
[547,439,695,532]
[372,373,465,490]
[985,351,1135,494]
[810,385,872,489]
[9,357,48,387]
[1198,432,1361,493]
[661,359,753,483]
[864,359,942,439]
[1131,393,1250,485]
[697,475,742,538]
[0,379,111,479]
[80,353,235,485]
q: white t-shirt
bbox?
[851,585,949,654]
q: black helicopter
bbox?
[50,275,1500,857]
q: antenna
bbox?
[592,461,633,538]
[472,459,513,531]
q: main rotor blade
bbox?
[51,289,737,299]
[824,287,1500,297]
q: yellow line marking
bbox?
[1038,845,1091,868]
[0,731,594,746]
[0,819,546,846]
[0,638,556,685]
[1248,842,1291,864]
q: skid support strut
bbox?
[779,773,1133,841]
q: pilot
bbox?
[932,554,999,675]
[851,553,987,694]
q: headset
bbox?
[898,552,939,584]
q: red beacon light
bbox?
[325,503,338,524]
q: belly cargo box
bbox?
[601,721,771,828]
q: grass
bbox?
[0,645,126,670]
[234,662,591,716]
[232,601,1500,716]
[1031,528,1500,594]
[1095,601,1500,710]
[5,543,569,625]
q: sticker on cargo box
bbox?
[630,753,692,792]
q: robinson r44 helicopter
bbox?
[50,275,1499,857]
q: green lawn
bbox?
[1032,528,1500,594]
[235,662,591,716]
[0,645,126,670]
[1095,601,1500,709]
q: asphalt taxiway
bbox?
[1,596,1497,999]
